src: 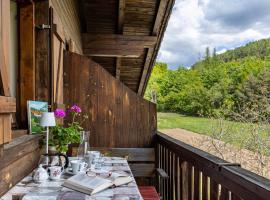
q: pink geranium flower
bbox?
[70,105,81,113]
[54,108,66,118]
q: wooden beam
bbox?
[116,58,121,79]
[152,0,169,36]
[19,2,35,127]
[84,48,143,58]
[35,0,50,102]
[137,0,171,95]
[0,96,16,113]
[83,34,157,49]
[83,34,156,58]
[116,0,125,79]
[0,44,10,96]
[117,0,125,33]
[0,0,10,96]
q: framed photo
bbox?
[27,101,48,134]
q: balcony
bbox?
[0,0,270,199]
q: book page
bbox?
[66,173,111,189]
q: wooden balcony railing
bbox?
[156,132,270,200]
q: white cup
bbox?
[48,166,62,180]
[70,160,88,174]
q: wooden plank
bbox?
[231,193,241,200]
[129,163,155,177]
[0,0,10,96]
[83,34,157,48]
[175,156,180,200]
[0,147,40,196]
[0,45,10,96]
[210,179,219,200]
[84,47,143,58]
[116,58,121,79]
[0,114,12,144]
[194,167,200,200]
[122,88,138,147]
[83,34,156,58]
[0,134,42,169]
[164,148,168,200]
[88,60,99,147]
[3,114,11,143]
[96,66,107,147]
[90,138,154,159]
[137,48,153,94]
[181,161,189,200]
[12,130,28,139]
[152,0,169,36]
[0,115,3,145]
[169,151,173,200]
[0,96,16,113]
[149,102,157,145]
[35,0,50,102]
[114,79,123,147]
[0,145,3,158]
[19,2,35,127]
[202,175,209,200]
[220,186,229,200]
[136,97,149,147]
[53,39,63,105]
[117,0,125,33]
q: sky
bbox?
[157,0,270,69]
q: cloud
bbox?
[204,0,270,30]
[157,0,270,69]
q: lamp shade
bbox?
[40,112,56,127]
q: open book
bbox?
[62,172,133,195]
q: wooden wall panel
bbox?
[50,0,82,54]
[19,2,35,127]
[35,0,50,102]
[64,51,157,148]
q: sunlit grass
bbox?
[157,112,270,149]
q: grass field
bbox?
[157,112,270,149]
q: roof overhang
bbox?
[79,0,175,95]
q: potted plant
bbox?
[49,105,88,153]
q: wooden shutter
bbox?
[0,0,16,145]
[50,7,65,108]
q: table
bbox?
[1,157,143,200]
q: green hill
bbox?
[145,38,270,121]
[192,38,270,70]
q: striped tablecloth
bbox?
[1,157,143,200]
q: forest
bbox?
[145,38,270,121]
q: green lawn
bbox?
[157,112,270,149]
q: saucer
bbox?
[65,168,77,175]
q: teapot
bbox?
[33,164,49,182]
[39,153,69,169]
